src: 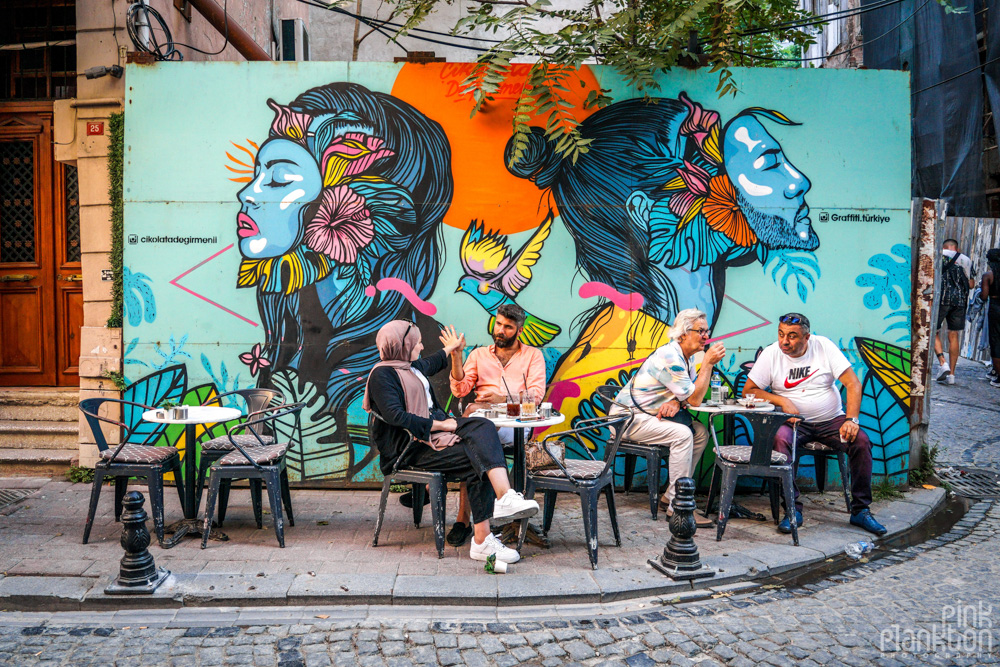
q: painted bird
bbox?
[457,211,562,347]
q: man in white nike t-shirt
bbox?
[743,313,887,537]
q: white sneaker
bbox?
[492,489,539,522]
[937,370,951,384]
[946,374,955,385]
[470,532,520,564]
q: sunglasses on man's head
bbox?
[779,314,809,327]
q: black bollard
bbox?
[649,477,715,580]
[105,490,170,595]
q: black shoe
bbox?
[398,490,431,509]
[446,521,473,547]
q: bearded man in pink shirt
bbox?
[445,304,547,546]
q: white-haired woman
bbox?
[614,308,725,525]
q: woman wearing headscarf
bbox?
[364,320,539,564]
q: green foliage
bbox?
[872,475,904,501]
[389,484,409,493]
[66,466,95,484]
[106,112,125,329]
[388,0,821,161]
[101,369,128,392]
[159,398,180,409]
[909,442,941,486]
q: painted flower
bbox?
[239,343,271,377]
[320,133,395,188]
[304,185,374,264]
[679,92,722,164]
[665,161,711,227]
[267,99,311,145]
[702,175,758,248]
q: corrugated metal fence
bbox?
[941,216,1000,362]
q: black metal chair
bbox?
[195,389,286,510]
[595,384,670,520]
[516,391,633,569]
[79,398,185,546]
[368,413,455,559]
[704,410,801,546]
[795,442,852,513]
[200,402,303,549]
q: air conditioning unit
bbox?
[279,18,309,61]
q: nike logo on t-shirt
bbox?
[784,369,819,388]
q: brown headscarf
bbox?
[363,320,460,451]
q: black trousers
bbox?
[988,301,1000,358]
[406,416,507,524]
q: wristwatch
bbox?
[847,417,860,425]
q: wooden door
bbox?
[0,102,81,386]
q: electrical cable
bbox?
[721,0,929,62]
[302,1,488,52]
[911,55,1000,95]
[126,1,181,59]
[125,0,232,60]
[297,0,504,44]
[111,0,122,64]
[298,0,911,61]
[706,0,904,44]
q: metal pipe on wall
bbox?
[186,0,272,61]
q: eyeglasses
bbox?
[690,328,710,336]
[779,313,810,327]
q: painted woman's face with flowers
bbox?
[236,139,322,259]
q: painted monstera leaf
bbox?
[855,337,911,409]
[271,369,338,441]
[859,373,909,478]
[122,364,187,442]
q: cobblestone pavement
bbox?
[1,500,997,666]
[928,357,1000,470]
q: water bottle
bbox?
[844,540,875,561]
[710,372,723,403]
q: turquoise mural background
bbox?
[122,62,912,488]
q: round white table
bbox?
[143,406,241,524]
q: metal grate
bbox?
[0,141,35,263]
[64,163,80,262]
[937,467,1000,499]
[0,489,35,510]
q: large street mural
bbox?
[122,63,912,488]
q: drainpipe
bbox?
[186,0,272,61]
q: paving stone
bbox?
[563,640,597,660]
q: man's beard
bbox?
[736,189,819,251]
[493,332,517,348]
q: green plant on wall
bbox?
[107,112,125,328]
[101,369,128,392]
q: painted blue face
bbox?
[722,116,817,250]
[236,139,322,259]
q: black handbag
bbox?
[629,381,694,428]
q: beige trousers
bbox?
[617,409,709,505]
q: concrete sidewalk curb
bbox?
[0,489,952,611]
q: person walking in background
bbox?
[934,239,975,385]
[983,248,1000,387]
